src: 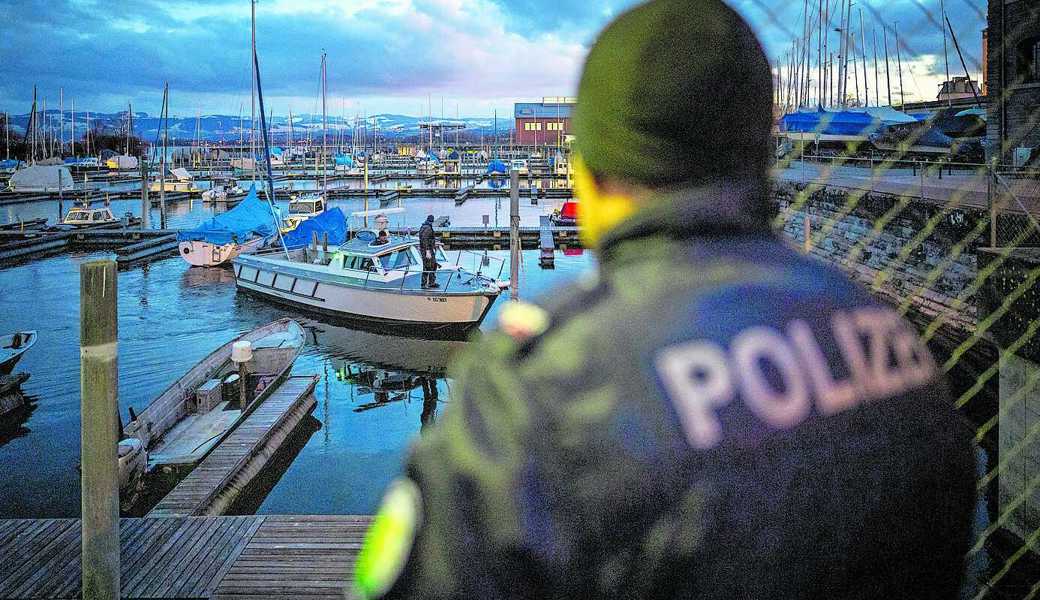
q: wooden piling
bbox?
[510,169,520,301]
[79,260,119,600]
[139,159,150,229]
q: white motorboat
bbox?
[0,331,36,376]
[201,179,246,203]
[63,205,119,227]
[282,193,326,232]
[232,231,505,337]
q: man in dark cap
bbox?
[418,214,438,288]
[353,1,976,598]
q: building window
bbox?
[1017,36,1040,82]
[535,122,542,131]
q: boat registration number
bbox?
[425,297,447,303]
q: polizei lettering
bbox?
[655,306,937,449]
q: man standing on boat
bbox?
[353,1,977,598]
[418,215,438,289]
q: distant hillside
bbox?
[2,110,512,143]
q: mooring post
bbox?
[57,169,64,223]
[139,159,150,229]
[509,168,520,301]
[80,260,120,600]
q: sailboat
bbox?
[177,185,275,267]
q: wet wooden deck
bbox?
[149,376,319,518]
[0,515,369,599]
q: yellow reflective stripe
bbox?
[353,479,422,600]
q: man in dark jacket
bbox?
[418,215,438,289]
[352,1,977,598]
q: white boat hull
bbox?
[179,237,266,267]
[233,259,495,328]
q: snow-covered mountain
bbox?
[2,110,512,142]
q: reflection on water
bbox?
[0,394,38,449]
[0,247,594,518]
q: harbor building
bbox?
[514,97,575,146]
[986,0,1040,166]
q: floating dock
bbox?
[0,514,368,599]
[148,375,318,518]
[0,228,179,265]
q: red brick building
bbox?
[514,97,575,146]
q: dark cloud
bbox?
[0,0,988,115]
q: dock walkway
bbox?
[149,375,318,518]
[0,515,368,599]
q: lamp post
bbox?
[231,341,253,411]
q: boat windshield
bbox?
[343,255,379,273]
[378,249,418,272]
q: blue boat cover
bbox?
[486,159,508,174]
[335,154,354,167]
[281,207,348,249]
[0,159,23,170]
[779,108,915,137]
[177,185,276,245]
[270,146,284,156]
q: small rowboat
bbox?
[122,318,306,469]
[0,331,37,376]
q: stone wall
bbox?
[772,182,982,331]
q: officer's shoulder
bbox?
[456,272,613,371]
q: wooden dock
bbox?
[0,514,368,599]
[149,376,319,518]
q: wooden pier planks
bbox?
[214,515,369,600]
[149,376,319,518]
[0,515,370,599]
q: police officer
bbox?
[418,215,438,289]
[353,1,976,598]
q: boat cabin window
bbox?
[343,255,379,272]
[379,249,418,272]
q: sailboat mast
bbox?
[859,9,868,106]
[894,21,905,106]
[818,0,824,106]
[939,0,951,105]
[872,29,880,106]
[250,0,257,183]
[321,50,327,195]
[884,26,892,106]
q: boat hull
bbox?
[232,259,497,335]
[179,237,266,267]
[0,331,37,376]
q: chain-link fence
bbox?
[756,0,1040,595]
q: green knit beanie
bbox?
[574,0,774,187]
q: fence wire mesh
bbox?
[756,0,1040,596]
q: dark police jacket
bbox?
[377,182,976,600]
[418,222,436,260]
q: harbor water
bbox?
[0,246,593,518]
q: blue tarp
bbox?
[0,159,23,170]
[281,207,348,250]
[486,159,508,174]
[335,154,354,167]
[779,107,915,137]
[177,185,276,245]
[270,146,283,156]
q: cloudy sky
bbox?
[0,0,986,118]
